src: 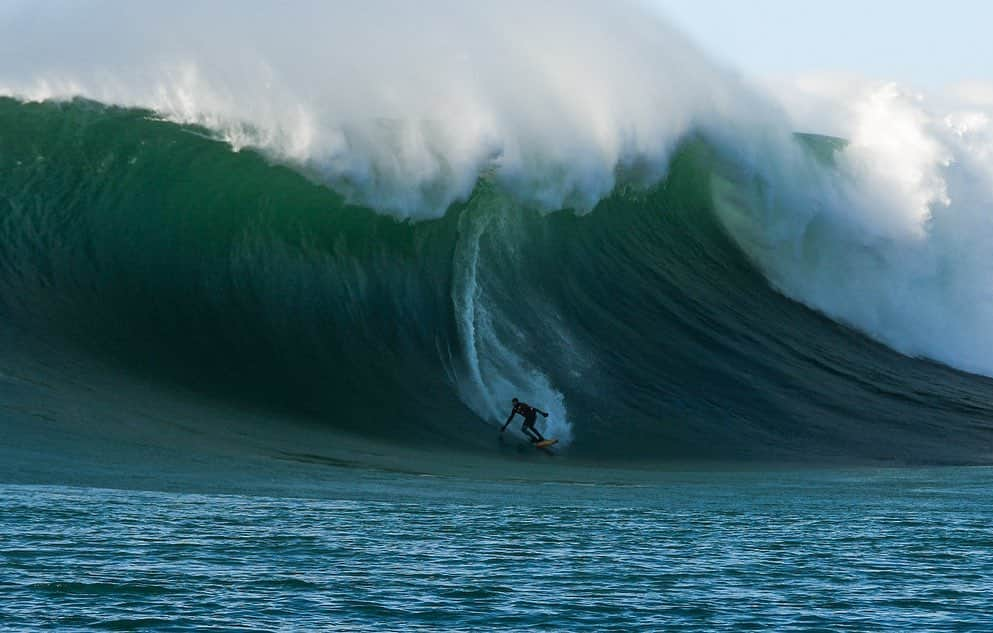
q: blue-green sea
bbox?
[3,467,992,631]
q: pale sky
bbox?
[1,1,988,90]
[651,0,993,89]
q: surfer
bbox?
[501,398,548,443]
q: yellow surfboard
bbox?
[533,439,558,449]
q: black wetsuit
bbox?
[503,402,546,442]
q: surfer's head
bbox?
[512,398,518,405]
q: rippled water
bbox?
[2,468,992,631]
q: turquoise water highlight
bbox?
[3,467,992,631]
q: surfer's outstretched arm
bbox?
[500,412,516,432]
[538,409,548,417]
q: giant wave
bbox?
[2,1,993,465]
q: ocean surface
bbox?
[3,1,993,630]
[3,468,993,631]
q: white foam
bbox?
[722,76,993,376]
[0,0,773,219]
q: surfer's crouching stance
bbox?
[501,398,548,443]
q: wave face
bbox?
[2,98,993,463]
[2,2,993,464]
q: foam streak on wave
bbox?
[450,199,572,443]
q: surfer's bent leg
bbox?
[523,419,544,442]
[521,423,538,442]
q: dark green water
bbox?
[2,98,992,463]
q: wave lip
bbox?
[0,0,779,219]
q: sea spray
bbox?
[0,0,772,218]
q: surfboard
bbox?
[533,439,558,449]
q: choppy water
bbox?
[3,467,992,631]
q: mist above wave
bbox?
[0,0,780,218]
